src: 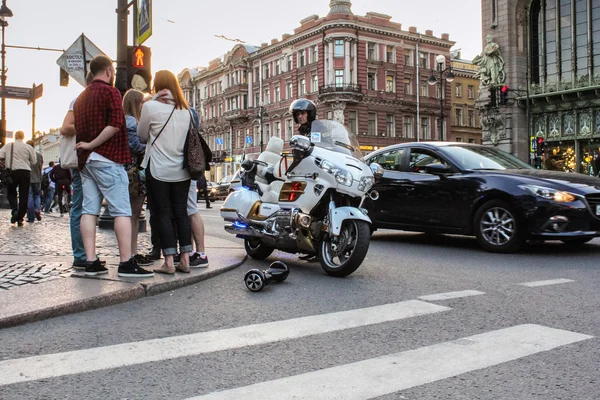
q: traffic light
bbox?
[500,85,509,105]
[127,45,152,92]
[536,137,544,157]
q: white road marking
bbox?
[520,278,575,287]
[418,290,485,301]
[190,324,592,400]
[0,300,450,386]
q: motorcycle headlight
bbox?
[518,184,577,203]
[357,176,375,192]
[320,160,353,187]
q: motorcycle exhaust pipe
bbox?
[369,190,380,201]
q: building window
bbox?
[368,113,377,135]
[348,111,358,134]
[404,78,412,95]
[334,39,344,57]
[368,72,376,90]
[275,86,280,102]
[265,123,270,140]
[455,108,463,126]
[254,92,260,107]
[386,75,395,92]
[263,64,270,79]
[468,138,476,143]
[456,137,463,142]
[299,50,305,67]
[421,117,430,139]
[386,45,394,63]
[455,84,463,97]
[285,119,293,140]
[287,55,293,71]
[254,67,260,82]
[218,103,223,117]
[404,49,413,66]
[403,116,413,138]
[326,111,333,120]
[275,60,280,75]
[436,84,442,99]
[419,52,429,69]
[335,69,344,87]
[468,85,475,99]
[299,78,306,96]
[274,121,281,138]
[264,89,270,105]
[386,114,395,137]
[312,75,318,92]
[420,80,428,97]
[312,45,318,63]
[468,110,475,127]
[287,82,293,99]
[367,42,376,60]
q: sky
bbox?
[6,0,482,138]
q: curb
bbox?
[0,256,247,329]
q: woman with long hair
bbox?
[138,70,192,274]
[123,89,153,267]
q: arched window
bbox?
[530,0,599,87]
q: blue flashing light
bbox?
[233,221,248,229]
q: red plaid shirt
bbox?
[73,80,130,169]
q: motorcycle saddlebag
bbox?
[220,189,261,222]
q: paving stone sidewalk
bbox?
[0,209,151,290]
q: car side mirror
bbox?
[290,135,311,151]
[423,163,451,176]
[370,162,384,182]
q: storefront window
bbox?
[543,142,576,172]
[580,143,600,176]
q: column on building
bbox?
[248,70,253,107]
[344,39,351,85]
[328,39,335,85]
[353,41,358,84]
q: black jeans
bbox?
[146,166,192,256]
[7,169,30,222]
[56,180,71,214]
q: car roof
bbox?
[366,141,482,158]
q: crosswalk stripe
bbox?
[0,300,450,386]
[520,279,575,287]
[189,324,592,400]
[418,290,485,301]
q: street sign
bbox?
[530,136,536,153]
[246,136,253,144]
[216,138,224,145]
[56,34,109,87]
[0,86,32,100]
[27,84,43,106]
[137,0,152,45]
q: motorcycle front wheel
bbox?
[244,236,275,260]
[319,220,370,277]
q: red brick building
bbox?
[179,0,455,181]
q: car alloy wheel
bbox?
[480,207,515,246]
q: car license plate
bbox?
[596,205,600,216]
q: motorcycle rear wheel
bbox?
[319,220,370,277]
[244,236,275,260]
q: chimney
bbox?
[282,33,291,40]
[408,26,417,33]
[271,38,278,45]
[441,33,450,40]
[425,30,433,36]
[261,43,268,48]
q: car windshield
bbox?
[443,145,533,170]
[310,120,363,160]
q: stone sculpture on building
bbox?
[473,34,506,87]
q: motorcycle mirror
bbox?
[241,159,254,171]
[370,163,384,181]
[290,135,311,152]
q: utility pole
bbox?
[116,0,129,94]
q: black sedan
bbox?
[365,142,600,253]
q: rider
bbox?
[289,99,317,136]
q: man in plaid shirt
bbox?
[73,55,153,278]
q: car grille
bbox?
[585,194,600,219]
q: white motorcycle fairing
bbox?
[329,206,371,236]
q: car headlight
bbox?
[357,176,375,192]
[320,160,353,187]
[210,188,216,193]
[518,184,577,202]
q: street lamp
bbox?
[257,105,268,152]
[428,54,454,141]
[0,0,13,147]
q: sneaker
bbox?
[85,259,109,276]
[35,212,42,221]
[189,252,209,268]
[26,219,35,223]
[134,254,154,266]
[145,251,161,261]
[118,258,154,278]
[73,258,106,270]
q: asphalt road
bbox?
[1,201,599,399]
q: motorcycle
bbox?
[221,120,384,277]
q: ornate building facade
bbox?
[481,0,600,174]
[450,56,482,143]
[179,0,454,182]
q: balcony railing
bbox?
[319,84,363,95]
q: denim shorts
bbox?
[81,161,132,217]
[187,180,198,216]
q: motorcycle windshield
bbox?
[310,120,363,160]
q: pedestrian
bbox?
[49,163,72,215]
[138,70,194,274]
[0,131,36,226]
[187,179,210,268]
[26,140,43,223]
[123,88,153,266]
[198,175,212,209]
[42,161,56,213]
[73,54,153,278]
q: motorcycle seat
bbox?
[255,137,285,203]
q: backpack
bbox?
[41,171,50,189]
